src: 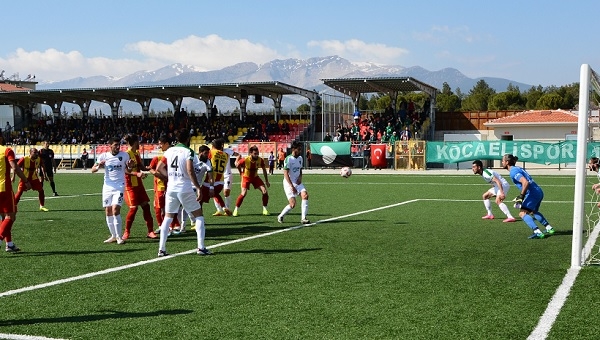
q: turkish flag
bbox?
[371,144,387,168]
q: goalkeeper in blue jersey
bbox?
[471,160,516,222]
[502,154,555,239]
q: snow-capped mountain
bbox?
[37,56,533,112]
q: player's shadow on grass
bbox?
[214,247,322,255]
[0,309,193,326]
[549,230,573,236]
[13,248,142,257]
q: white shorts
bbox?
[487,182,510,197]
[283,181,307,199]
[165,190,201,214]
[102,186,125,208]
[224,173,232,190]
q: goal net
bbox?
[573,64,600,267]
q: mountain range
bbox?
[37,56,533,113]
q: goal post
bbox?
[572,64,600,268]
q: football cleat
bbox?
[53,192,59,197]
[5,244,20,252]
[277,215,284,224]
[158,250,169,257]
[212,211,225,216]
[197,248,213,256]
[503,217,516,223]
[146,231,158,239]
[301,219,310,224]
[39,206,49,212]
[103,236,117,243]
[224,208,232,216]
[528,232,545,239]
[481,215,494,220]
[122,231,130,240]
[232,208,239,217]
[262,208,270,216]
[116,238,125,245]
[545,227,555,235]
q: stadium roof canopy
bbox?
[321,76,437,98]
[0,81,318,115]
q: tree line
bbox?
[298,80,600,114]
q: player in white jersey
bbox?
[471,160,516,222]
[156,130,212,257]
[277,141,310,224]
[91,137,134,244]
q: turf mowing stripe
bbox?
[0,199,421,299]
[527,222,600,340]
[0,333,67,340]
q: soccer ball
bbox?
[340,167,352,178]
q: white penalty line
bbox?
[0,199,420,299]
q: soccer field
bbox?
[0,172,597,340]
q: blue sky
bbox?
[2,0,598,87]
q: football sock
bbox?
[301,199,309,220]
[39,190,45,206]
[280,204,292,217]
[142,204,154,232]
[113,214,123,238]
[50,181,56,194]
[106,216,116,237]
[125,206,138,232]
[498,203,513,218]
[262,193,269,206]
[159,216,173,252]
[532,212,549,226]
[154,206,163,226]
[224,195,231,209]
[483,199,492,215]
[522,214,539,231]
[194,216,206,249]
[236,195,245,208]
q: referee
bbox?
[39,141,59,196]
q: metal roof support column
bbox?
[110,99,122,119]
[51,101,63,120]
[168,97,183,119]
[308,92,319,140]
[272,94,283,122]
[140,99,152,118]
[75,100,91,118]
[239,97,248,122]
[203,96,216,122]
[391,91,398,112]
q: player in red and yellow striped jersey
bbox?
[232,145,270,217]
[0,136,31,252]
[13,148,48,211]
[207,138,228,216]
[123,134,156,240]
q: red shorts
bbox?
[125,186,150,206]
[241,176,265,190]
[19,179,43,192]
[200,183,223,203]
[0,191,16,214]
[153,190,166,209]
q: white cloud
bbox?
[126,34,283,70]
[0,48,162,82]
[306,39,408,64]
[0,35,285,82]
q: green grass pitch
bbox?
[0,172,598,339]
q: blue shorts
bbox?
[522,186,544,212]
